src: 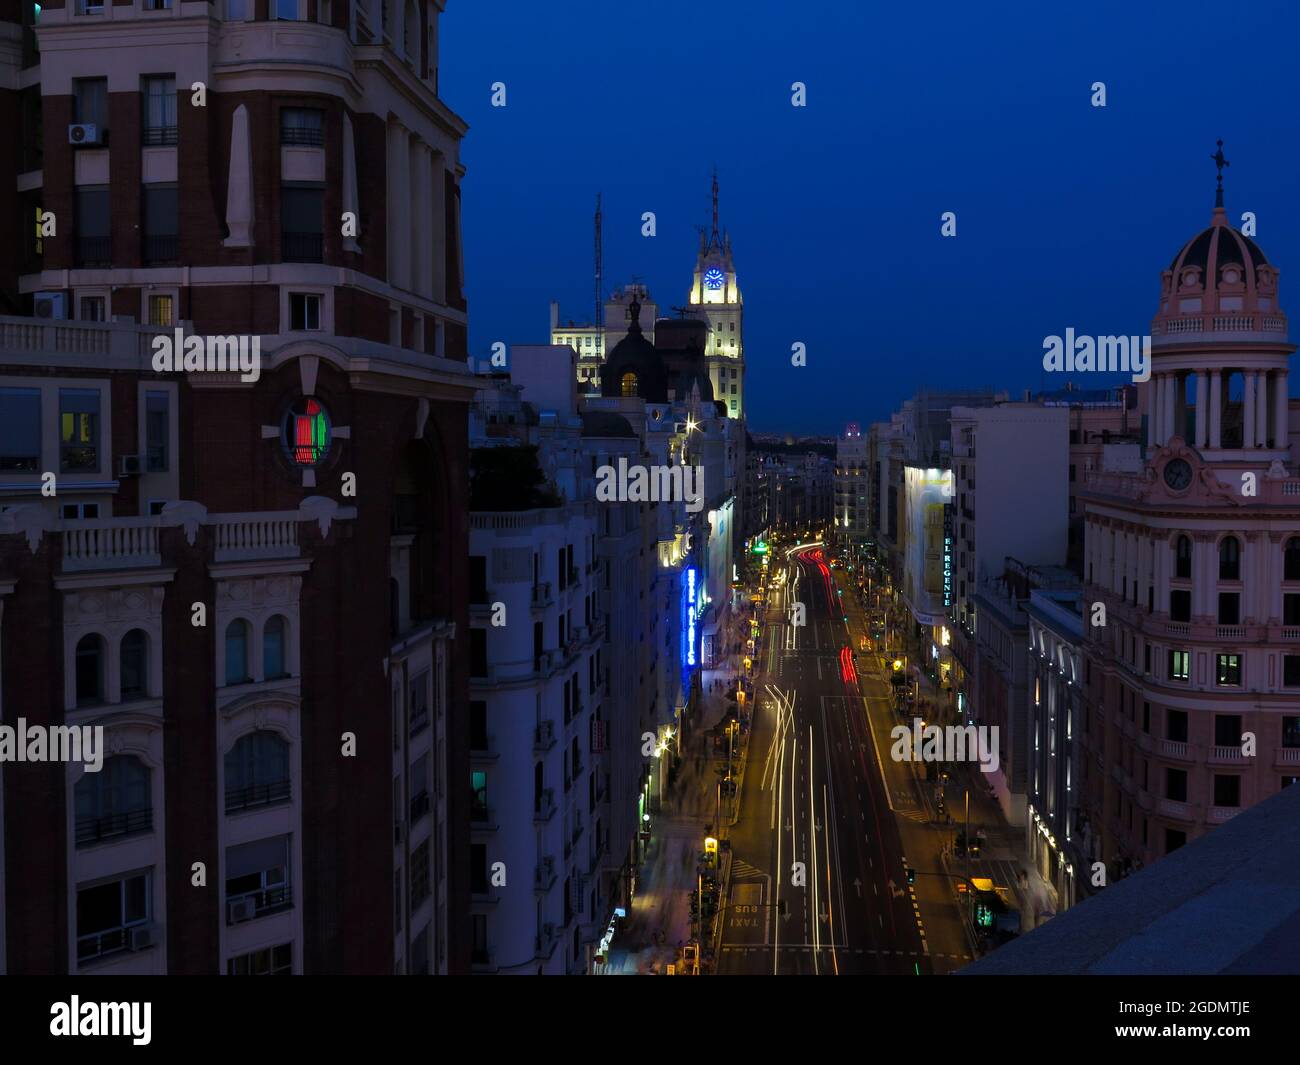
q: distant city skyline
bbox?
[443,0,1300,434]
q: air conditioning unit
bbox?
[117,454,143,478]
[68,123,103,147]
[34,292,67,320]
[229,898,256,924]
[128,924,155,951]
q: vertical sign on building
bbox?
[942,503,954,611]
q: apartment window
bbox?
[141,76,177,145]
[1215,653,1241,687]
[75,186,111,266]
[273,0,300,19]
[75,634,104,706]
[0,388,40,472]
[1285,657,1300,689]
[1166,767,1187,803]
[225,0,247,18]
[1284,594,1300,626]
[1165,829,1186,855]
[409,671,429,736]
[281,183,324,262]
[1286,537,1300,581]
[80,296,106,322]
[142,183,178,264]
[280,108,324,147]
[471,843,488,895]
[76,871,150,964]
[224,731,290,811]
[1218,536,1240,581]
[1175,535,1192,579]
[470,628,487,678]
[470,701,488,750]
[228,943,292,975]
[76,0,106,15]
[471,914,487,965]
[225,835,291,922]
[1214,714,1242,747]
[144,0,171,9]
[289,293,321,331]
[471,771,488,822]
[120,628,148,700]
[263,615,287,679]
[1167,649,1189,682]
[59,388,100,472]
[145,390,169,472]
[410,923,430,975]
[1142,702,1150,733]
[469,556,488,604]
[409,840,431,907]
[224,619,250,685]
[1283,716,1300,748]
[1166,708,1188,743]
[73,77,108,131]
[410,753,430,822]
[1213,775,1241,808]
[1217,592,1240,626]
[75,756,151,846]
[1169,589,1191,623]
[148,294,174,326]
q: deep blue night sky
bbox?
[441,0,1300,435]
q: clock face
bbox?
[704,267,725,290]
[1163,458,1193,490]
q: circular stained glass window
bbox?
[281,397,332,467]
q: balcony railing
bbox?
[281,231,324,263]
[75,807,152,846]
[142,234,179,265]
[63,521,161,572]
[224,780,290,813]
[77,922,151,965]
[211,515,300,562]
[281,127,324,147]
[142,125,178,146]
[76,235,112,267]
[226,885,293,924]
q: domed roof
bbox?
[580,411,636,438]
[600,295,668,401]
[1168,215,1269,278]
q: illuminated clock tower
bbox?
[687,171,744,419]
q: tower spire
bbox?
[710,167,720,249]
[1211,138,1229,209]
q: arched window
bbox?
[120,629,148,701]
[75,755,151,846]
[620,372,638,398]
[225,731,291,811]
[1286,537,1300,582]
[1218,536,1240,581]
[1175,535,1192,580]
[75,634,104,707]
[225,620,250,686]
[263,616,287,680]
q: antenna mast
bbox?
[594,193,603,359]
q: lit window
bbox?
[60,388,100,472]
[1215,653,1241,687]
[281,398,332,467]
[148,294,174,326]
[620,373,638,398]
